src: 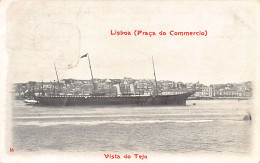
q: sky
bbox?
[5,0,257,85]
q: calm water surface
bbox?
[12,100,252,153]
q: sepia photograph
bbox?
[0,0,259,162]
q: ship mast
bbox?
[41,80,44,96]
[87,54,96,90]
[152,56,158,95]
[54,62,60,93]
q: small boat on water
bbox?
[24,99,38,105]
[243,112,252,121]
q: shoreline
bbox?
[187,97,250,100]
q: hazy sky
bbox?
[5,0,257,84]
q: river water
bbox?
[12,100,252,154]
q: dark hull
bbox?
[35,91,195,106]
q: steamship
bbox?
[35,54,195,106]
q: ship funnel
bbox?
[114,83,122,96]
[130,83,135,94]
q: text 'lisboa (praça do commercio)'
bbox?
[110,30,208,37]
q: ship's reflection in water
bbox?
[12,100,252,153]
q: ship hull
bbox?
[35,91,195,106]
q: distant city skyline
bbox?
[5,1,256,85]
[13,77,253,99]
[13,77,253,87]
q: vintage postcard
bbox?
[0,0,259,162]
